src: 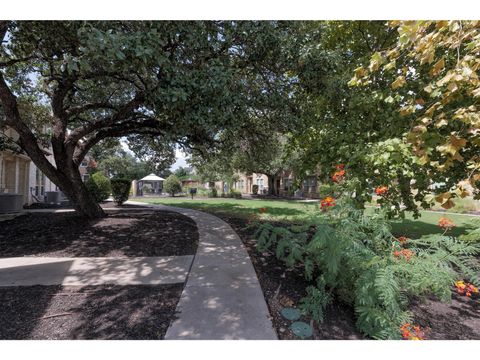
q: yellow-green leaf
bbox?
[391,76,406,89]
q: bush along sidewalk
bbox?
[254,177,480,339]
[111,178,131,205]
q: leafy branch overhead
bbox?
[0,21,297,218]
[349,20,480,206]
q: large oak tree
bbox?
[0,21,294,218]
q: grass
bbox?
[135,196,479,239]
[136,196,318,221]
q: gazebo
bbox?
[136,173,165,196]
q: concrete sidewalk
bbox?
[0,256,193,286]
[127,201,277,340]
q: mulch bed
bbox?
[0,209,199,258]
[218,214,480,340]
[219,214,362,340]
[0,284,182,339]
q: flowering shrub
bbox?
[320,196,336,209]
[258,207,267,214]
[397,236,408,245]
[332,165,346,183]
[255,196,480,339]
[375,186,388,196]
[455,281,479,297]
[438,217,455,231]
[332,170,345,183]
[393,249,414,261]
[400,323,425,340]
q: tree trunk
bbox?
[54,167,106,219]
[267,174,277,196]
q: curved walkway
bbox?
[127,201,277,340]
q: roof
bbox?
[140,173,165,181]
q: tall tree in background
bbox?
[0,21,296,218]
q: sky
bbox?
[171,148,188,170]
[120,139,188,171]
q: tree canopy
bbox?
[0,20,297,217]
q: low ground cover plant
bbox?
[254,185,480,339]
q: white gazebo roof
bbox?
[140,173,165,181]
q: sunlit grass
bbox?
[135,196,479,238]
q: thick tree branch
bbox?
[66,92,145,145]
[0,73,64,185]
[66,101,117,118]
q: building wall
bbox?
[232,169,322,198]
[1,127,95,205]
[27,155,57,204]
[232,172,269,194]
[0,151,31,204]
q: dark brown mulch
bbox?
[0,210,199,258]
[217,214,480,340]
[410,293,480,340]
[218,214,362,340]
[0,284,182,339]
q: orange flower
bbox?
[400,323,425,340]
[332,169,346,183]
[397,236,408,245]
[335,164,345,170]
[321,196,336,209]
[375,186,388,196]
[258,207,267,214]
[455,280,479,297]
[394,249,414,261]
[438,217,455,231]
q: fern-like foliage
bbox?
[254,199,480,339]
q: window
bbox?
[235,179,244,190]
[35,168,45,196]
[80,159,88,167]
[83,174,90,182]
[303,177,317,193]
[256,177,264,191]
[283,178,292,191]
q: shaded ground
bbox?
[410,293,480,340]
[217,213,480,340]
[0,284,182,339]
[0,210,199,257]
[220,214,362,340]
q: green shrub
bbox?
[317,183,337,198]
[252,184,259,195]
[229,190,242,199]
[86,172,111,202]
[208,188,218,198]
[255,197,480,339]
[164,175,182,197]
[197,188,209,197]
[111,178,131,205]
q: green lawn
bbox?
[135,196,479,238]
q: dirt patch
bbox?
[0,284,182,339]
[217,214,480,340]
[410,293,480,339]
[0,210,198,257]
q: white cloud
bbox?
[170,148,188,171]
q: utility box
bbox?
[45,191,61,204]
[0,193,24,213]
